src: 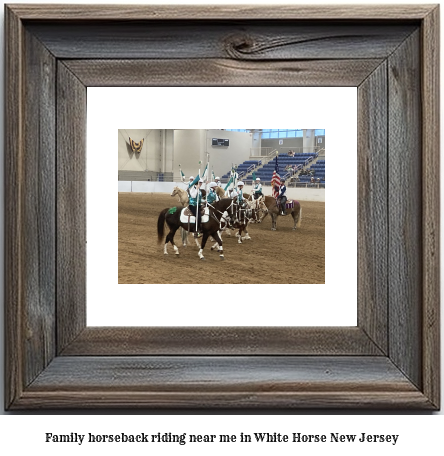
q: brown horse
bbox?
[262,195,302,231]
[157,198,235,260]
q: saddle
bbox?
[180,207,210,224]
[277,198,295,209]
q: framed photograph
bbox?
[5,4,440,409]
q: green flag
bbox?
[224,176,233,191]
[252,171,256,181]
[188,175,200,188]
[180,169,185,182]
[201,163,209,181]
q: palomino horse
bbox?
[157,198,236,260]
[244,193,268,224]
[170,186,207,205]
[262,195,302,231]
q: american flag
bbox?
[271,154,280,198]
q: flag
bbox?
[231,166,238,188]
[201,163,209,181]
[180,169,186,182]
[189,175,200,187]
[271,155,281,198]
[211,169,216,181]
[224,176,233,191]
[252,171,256,181]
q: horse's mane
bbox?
[174,186,186,193]
[213,197,234,212]
[214,186,225,198]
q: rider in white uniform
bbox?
[253,177,263,199]
[188,179,204,236]
[207,182,219,204]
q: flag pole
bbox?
[196,160,202,234]
[179,163,185,184]
[205,152,210,207]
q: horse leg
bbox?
[198,232,209,260]
[165,228,179,255]
[164,230,173,254]
[211,231,222,250]
[293,205,302,230]
[212,231,225,260]
[180,227,188,247]
[271,213,277,231]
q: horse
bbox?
[243,193,268,224]
[214,186,225,199]
[171,185,210,247]
[209,196,257,249]
[262,195,302,231]
[171,186,189,206]
[171,185,207,205]
[157,198,236,260]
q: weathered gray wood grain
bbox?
[15,356,432,409]
[56,62,87,353]
[357,62,388,354]
[7,4,435,20]
[64,59,384,87]
[388,31,422,389]
[421,6,441,409]
[5,4,24,410]
[61,327,383,356]
[26,22,416,60]
[4,4,440,410]
[21,28,57,388]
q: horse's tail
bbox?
[157,208,169,244]
[296,204,302,228]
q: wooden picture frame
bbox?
[5,4,440,410]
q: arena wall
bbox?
[173,129,253,180]
[118,181,325,202]
[118,129,159,171]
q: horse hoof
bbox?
[200,257,206,260]
[271,228,276,231]
[220,256,225,260]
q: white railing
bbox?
[250,147,272,157]
[279,146,322,155]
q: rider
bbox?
[253,177,263,199]
[188,176,194,187]
[188,178,204,237]
[236,181,246,206]
[207,182,219,205]
[215,177,222,187]
[279,179,287,216]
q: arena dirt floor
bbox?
[119,193,325,284]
